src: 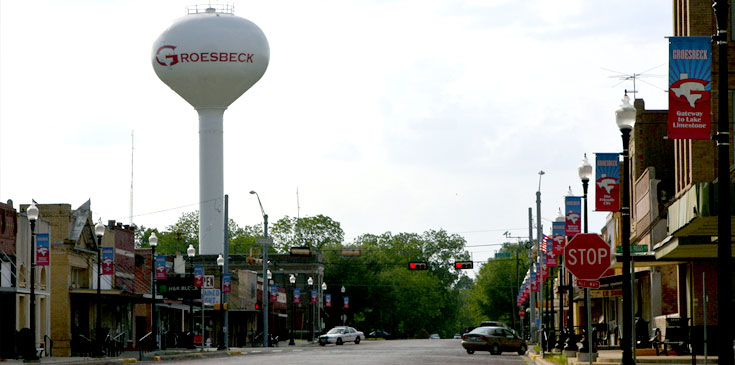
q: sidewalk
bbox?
[0,340,318,364]
[527,349,719,365]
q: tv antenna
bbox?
[602,64,667,95]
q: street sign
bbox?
[255,238,274,245]
[575,279,600,289]
[564,233,612,280]
[519,309,525,318]
[615,244,648,254]
[494,252,511,258]
[202,275,215,289]
[201,288,220,306]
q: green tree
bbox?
[269,214,344,252]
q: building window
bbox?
[71,267,88,289]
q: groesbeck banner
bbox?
[552,221,565,256]
[565,196,582,235]
[668,36,711,140]
[595,153,620,212]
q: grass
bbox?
[543,353,568,365]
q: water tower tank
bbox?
[152,5,269,255]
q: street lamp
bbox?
[149,232,158,350]
[94,220,105,357]
[578,154,594,359]
[615,93,635,365]
[26,201,40,361]
[187,244,196,349]
[217,254,226,350]
[563,190,578,355]
[307,276,314,342]
[289,274,296,346]
[341,286,346,325]
[249,190,270,348]
[536,170,544,350]
[266,269,272,346]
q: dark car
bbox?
[461,326,527,355]
[368,330,391,339]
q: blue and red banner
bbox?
[294,288,301,304]
[194,265,204,287]
[565,196,582,236]
[270,285,278,302]
[223,273,231,293]
[668,36,711,140]
[102,247,114,275]
[596,153,620,212]
[343,296,349,309]
[552,221,565,256]
[36,233,49,266]
[325,293,332,307]
[311,289,318,304]
[155,255,166,280]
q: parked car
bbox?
[318,326,364,346]
[429,333,441,339]
[368,330,391,339]
[461,326,527,355]
[453,333,462,339]
[480,321,508,328]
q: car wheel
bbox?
[466,349,474,354]
[490,343,500,355]
[518,344,527,355]
[319,342,326,346]
[336,338,343,345]
[355,336,361,344]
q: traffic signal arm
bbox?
[454,261,474,270]
[408,262,428,270]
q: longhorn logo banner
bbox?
[595,153,620,212]
[668,36,711,139]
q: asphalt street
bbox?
[155,339,532,365]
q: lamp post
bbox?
[266,269,272,346]
[187,244,196,348]
[249,190,270,348]
[578,154,594,362]
[321,282,327,331]
[712,2,733,363]
[217,254,225,350]
[26,202,40,362]
[615,93,635,365]
[149,232,158,350]
[307,277,314,342]
[341,286,346,325]
[563,187,578,355]
[94,221,105,357]
[289,274,296,346]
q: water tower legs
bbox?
[198,107,226,255]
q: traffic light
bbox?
[454,261,474,270]
[255,303,260,310]
[408,262,428,270]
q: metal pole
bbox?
[29,219,39,361]
[585,288,592,365]
[223,195,229,350]
[536,171,544,355]
[528,207,536,343]
[703,272,708,365]
[713,2,733,364]
[289,281,295,345]
[262,215,269,347]
[97,235,103,357]
[621,127,633,364]
[189,257,195,348]
[219,265,224,350]
[152,245,157,350]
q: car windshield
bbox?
[468,327,494,335]
[328,328,345,334]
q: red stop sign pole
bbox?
[564,233,613,280]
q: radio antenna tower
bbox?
[129,130,135,226]
[602,64,667,95]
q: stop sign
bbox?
[564,233,612,280]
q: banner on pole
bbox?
[155,255,166,280]
[325,293,332,307]
[194,265,204,287]
[668,36,711,140]
[595,153,620,211]
[102,247,114,275]
[565,196,582,236]
[270,285,278,302]
[223,273,231,293]
[36,233,50,266]
[344,296,349,309]
[552,221,566,256]
[294,288,301,304]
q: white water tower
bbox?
[152,5,269,255]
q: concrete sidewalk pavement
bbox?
[0,340,319,364]
[527,349,719,364]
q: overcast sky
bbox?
[0,0,672,275]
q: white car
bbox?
[318,326,364,346]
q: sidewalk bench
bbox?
[653,318,689,356]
